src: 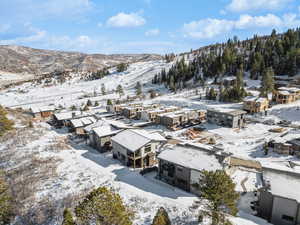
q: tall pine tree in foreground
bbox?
[196,170,239,225]
[75,187,134,225]
[62,208,76,225]
[151,207,171,225]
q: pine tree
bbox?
[75,187,134,225]
[107,99,113,105]
[86,99,92,106]
[135,82,142,96]
[117,63,128,72]
[207,88,217,100]
[151,207,171,225]
[62,208,76,225]
[94,101,99,107]
[260,67,274,97]
[0,106,14,137]
[0,171,13,225]
[101,83,106,95]
[116,84,124,97]
[195,170,239,225]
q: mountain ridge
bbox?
[0,45,162,75]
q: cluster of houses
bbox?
[107,103,206,130]
[28,88,300,225]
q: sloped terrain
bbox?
[0,45,162,74]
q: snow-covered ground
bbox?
[0,60,170,109]
[1,59,300,225]
[0,71,34,86]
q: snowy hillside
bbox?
[0,60,171,109]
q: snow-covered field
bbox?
[0,60,170,109]
[0,71,34,86]
[1,59,299,225]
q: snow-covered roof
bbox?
[208,108,247,116]
[183,142,214,152]
[70,116,96,128]
[157,145,222,172]
[263,168,300,202]
[272,130,300,144]
[132,129,166,142]
[54,111,81,121]
[54,111,92,121]
[93,126,120,138]
[278,87,300,92]
[111,129,166,152]
[31,105,55,113]
[278,90,292,95]
[244,96,268,103]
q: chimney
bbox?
[72,112,76,118]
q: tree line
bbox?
[153,28,299,100]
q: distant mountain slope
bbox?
[0,45,162,74]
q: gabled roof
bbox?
[70,116,96,128]
[54,111,92,121]
[54,111,81,121]
[111,129,166,152]
[93,125,121,138]
[31,105,55,113]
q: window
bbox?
[282,215,294,222]
[144,144,151,153]
[177,166,183,172]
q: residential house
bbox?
[207,109,246,128]
[270,131,300,157]
[136,104,160,120]
[52,111,92,128]
[89,125,121,152]
[184,109,206,123]
[141,106,180,123]
[257,166,300,225]
[70,116,97,135]
[122,105,144,119]
[140,109,166,122]
[30,106,55,119]
[157,145,222,195]
[243,97,269,113]
[158,112,182,129]
[111,129,166,168]
[272,87,300,104]
[106,104,126,114]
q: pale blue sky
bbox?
[0,0,300,54]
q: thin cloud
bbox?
[145,29,160,36]
[106,12,146,28]
[183,13,300,39]
[226,0,292,12]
